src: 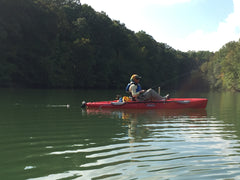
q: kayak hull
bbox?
[86,98,208,109]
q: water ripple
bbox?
[3,106,240,180]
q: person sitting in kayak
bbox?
[126,74,169,101]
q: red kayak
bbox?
[84,98,208,109]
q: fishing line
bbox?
[151,70,193,90]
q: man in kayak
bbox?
[126,74,169,101]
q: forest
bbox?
[0,0,239,91]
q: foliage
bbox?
[2,0,238,91]
[200,40,240,91]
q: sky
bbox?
[80,0,240,52]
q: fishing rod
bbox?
[150,70,193,90]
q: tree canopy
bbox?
[0,0,239,91]
[200,40,240,91]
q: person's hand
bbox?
[140,90,145,94]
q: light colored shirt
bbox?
[129,84,140,97]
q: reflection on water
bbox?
[77,108,240,180]
[1,89,240,180]
[85,108,208,143]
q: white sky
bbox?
[80,0,240,52]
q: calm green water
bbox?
[1,88,240,180]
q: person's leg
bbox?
[140,88,163,101]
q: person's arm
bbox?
[130,84,144,97]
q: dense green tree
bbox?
[0,0,58,87]
[200,40,240,91]
[219,41,240,91]
[1,0,238,91]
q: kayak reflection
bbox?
[84,108,207,118]
[83,108,207,143]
